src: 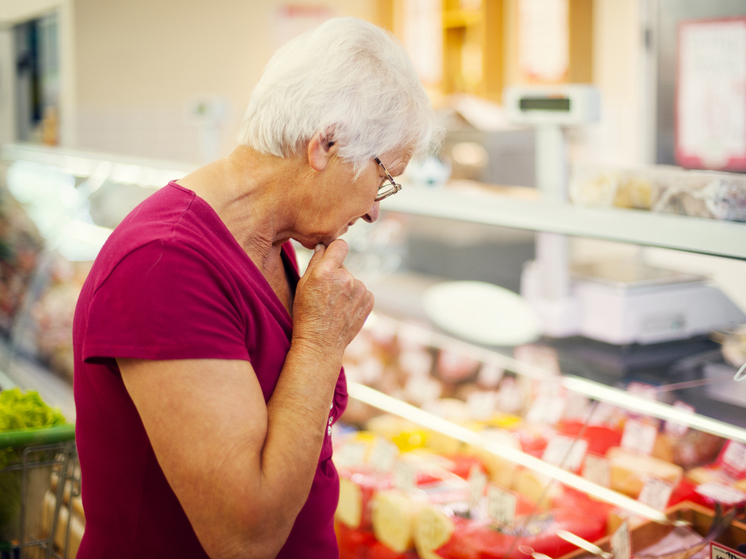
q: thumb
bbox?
[304,243,326,271]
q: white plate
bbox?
[422,281,540,346]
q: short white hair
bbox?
[237,17,442,176]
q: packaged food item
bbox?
[372,479,471,554]
[0,182,44,333]
[336,521,377,559]
[513,467,562,508]
[433,507,605,559]
[337,467,394,530]
[462,428,522,488]
[569,164,746,222]
[372,489,430,553]
[413,491,537,559]
[606,447,684,498]
[556,420,622,457]
[653,171,746,222]
[652,430,725,470]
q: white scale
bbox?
[504,85,745,345]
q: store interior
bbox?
[1,0,746,558]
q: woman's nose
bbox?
[362,202,380,223]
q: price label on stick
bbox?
[696,482,746,506]
[638,476,674,511]
[719,440,746,479]
[583,454,611,488]
[621,419,658,456]
[526,394,567,425]
[543,435,588,471]
[664,401,694,438]
[611,520,631,559]
[333,442,367,469]
[368,438,399,473]
[712,542,746,559]
[487,484,517,528]
[468,464,488,509]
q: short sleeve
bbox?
[82,240,250,365]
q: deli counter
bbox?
[1,143,746,559]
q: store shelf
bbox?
[384,185,746,260]
[348,381,672,523]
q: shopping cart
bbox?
[0,425,78,559]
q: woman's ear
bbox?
[308,132,338,172]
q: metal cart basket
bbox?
[0,425,78,559]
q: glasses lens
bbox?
[376,181,400,202]
[374,157,401,202]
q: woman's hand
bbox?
[292,239,374,360]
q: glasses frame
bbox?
[374,157,402,202]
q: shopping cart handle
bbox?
[0,424,75,449]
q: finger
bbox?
[322,239,349,267]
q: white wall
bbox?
[567,0,646,168]
[73,0,377,163]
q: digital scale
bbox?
[503,85,746,345]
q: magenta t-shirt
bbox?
[73,181,347,558]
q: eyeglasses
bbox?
[374,157,402,202]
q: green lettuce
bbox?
[0,389,67,540]
[0,389,66,433]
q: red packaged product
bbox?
[556,420,622,456]
[443,455,489,481]
[550,485,614,530]
[369,541,419,559]
[435,508,606,559]
[336,522,377,559]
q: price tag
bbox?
[514,344,561,376]
[611,521,631,559]
[526,394,567,425]
[487,484,517,528]
[583,454,612,488]
[497,377,525,415]
[333,442,368,469]
[719,441,746,479]
[664,401,695,438]
[696,482,746,506]
[394,460,417,491]
[477,363,504,388]
[621,419,658,456]
[542,435,588,471]
[627,382,659,401]
[712,542,746,559]
[588,402,621,426]
[468,464,488,509]
[368,438,399,473]
[638,476,674,511]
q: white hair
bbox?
[237,17,442,177]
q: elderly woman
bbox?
[73,16,439,559]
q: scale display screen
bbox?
[519,97,571,112]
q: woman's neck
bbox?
[177,146,305,273]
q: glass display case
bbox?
[1,143,745,559]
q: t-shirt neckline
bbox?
[167,180,298,325]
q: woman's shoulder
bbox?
[84,184,218,288]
